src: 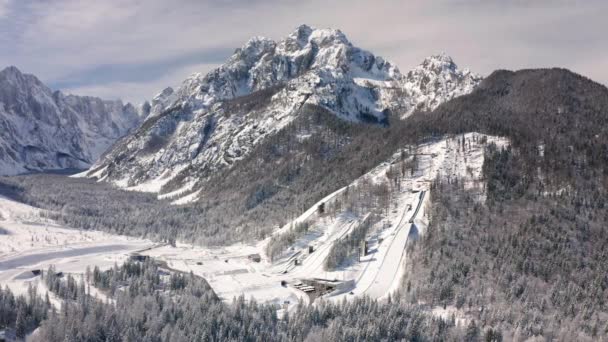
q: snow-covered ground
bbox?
[143,243,308,310]
[0,195,154,298]
[0,133,508,314]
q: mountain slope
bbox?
[88,25,479,197]
[399,68,608,341]
[408,67,608,183]
[0,66,143,175]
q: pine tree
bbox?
[15,306,26,338]
[465,320,480,342]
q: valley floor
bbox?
[0,196,153,298]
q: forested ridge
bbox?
[400,69,608,340]
[409,68,608,186]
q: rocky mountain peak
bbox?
[0,66,48,94]
[292,24,314,44]
[156,87,175,99]
[0,66,143,175]
[89,26,481,197]
[419,52,456,71]
[0,66,24,79]
[401,53,482,117]
[233,36,277,63]
[281,24,350,51]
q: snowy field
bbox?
[0,133,507,313]
[0,195,154,299]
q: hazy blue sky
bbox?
[1,0,606,103]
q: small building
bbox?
[247,254,261,263]
[129,253,149,262]
[294,259,300,266]
[157,269,171,276]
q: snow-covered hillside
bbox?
[139,133,509,309]
[87,25,480,199]
[0,66,144,176]
[0,133,507,312]
[262,132,509,302]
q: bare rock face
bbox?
[89,25,479,197]
[0,66,143,175]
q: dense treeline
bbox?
[408,68,608,190]
[89,259,213,297]
[44,265,85,301]
[0,285,50,339]
[402,147,608,340]
[324,214,376,271]
[29,259,479,342]
[0,175,208,245]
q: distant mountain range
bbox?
[85,24,480,198]
[0,66,144,175]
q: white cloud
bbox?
[0,0,10,17]
[2,0,607,102]
[61,62,219,104]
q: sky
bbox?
[0,0,606,104]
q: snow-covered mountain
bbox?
[0,66,143,175]
[88,25,480,196]
[402,52,482,117]
[145,87,178,119]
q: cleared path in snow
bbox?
[291,219,360,277]
[353,191,425,298]
[0,244,141,271]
